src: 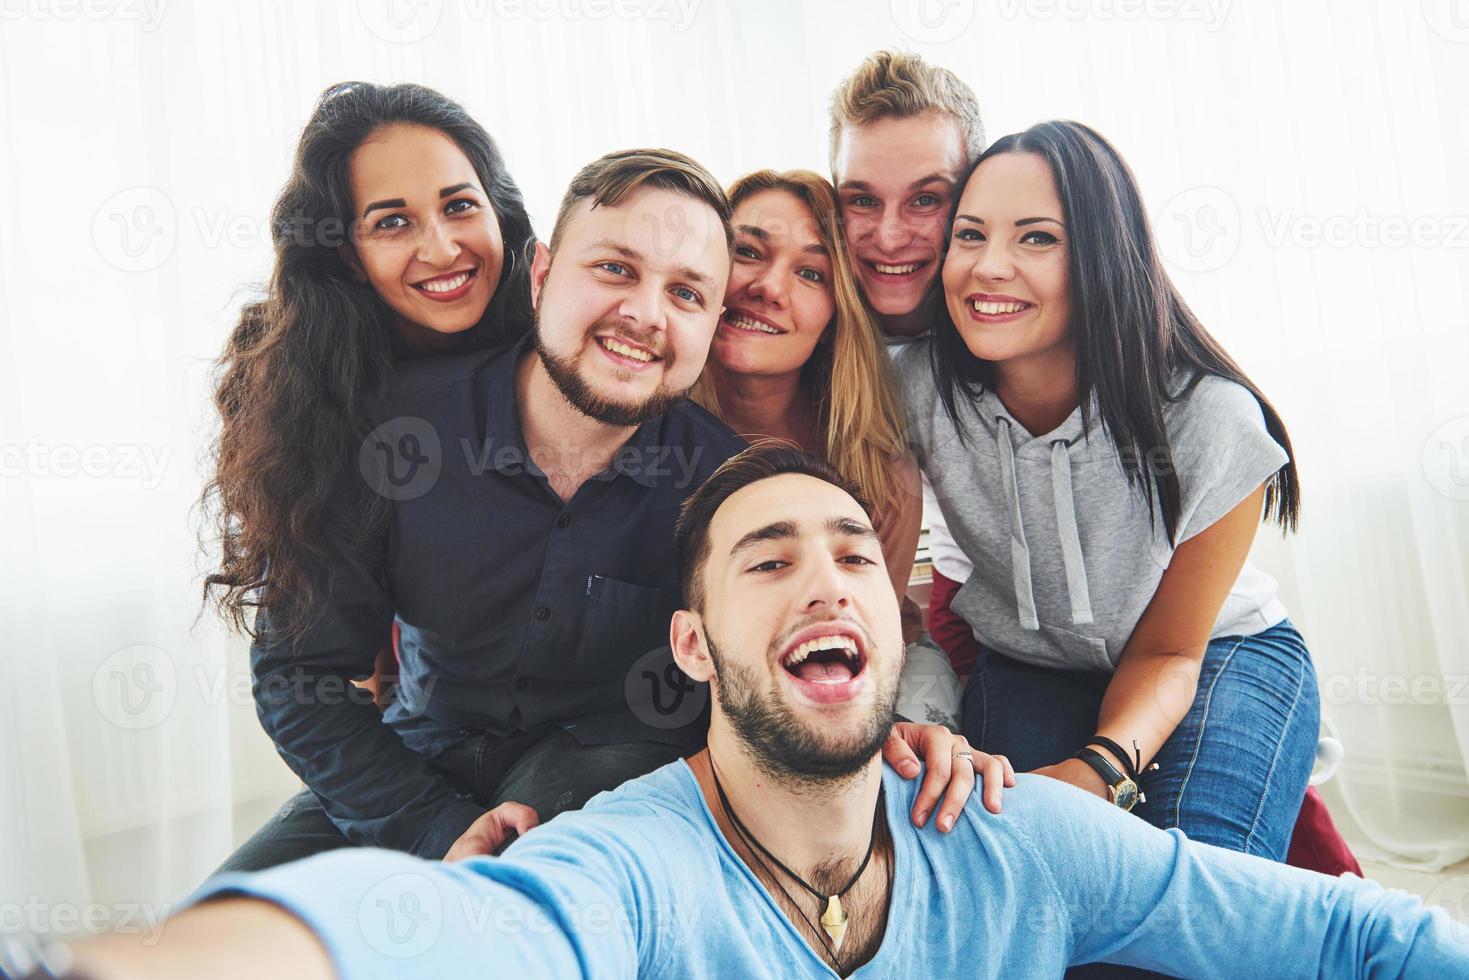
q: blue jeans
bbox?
[963,620,1319,976]
[963,619,1320,859]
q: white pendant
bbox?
[820,895,848,952]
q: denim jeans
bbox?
[964,619,1319,857]
[962,620,1319,977]
[212,731,684,876]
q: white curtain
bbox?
[2,0,1466,932]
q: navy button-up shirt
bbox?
[250,339,746,857]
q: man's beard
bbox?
[707,632,899,787]
[533,307,686,427]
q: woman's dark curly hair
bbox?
[200,81,535,644]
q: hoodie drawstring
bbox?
[995,417,1094,630]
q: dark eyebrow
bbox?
[954,214,1065,228]
[828,516,878,541]
[361,182,481,218]
[730,520,798,558]
[362,197,406,219]
[588,238,718,290]
[728,515,878,559]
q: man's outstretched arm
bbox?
[73,898,333,980]
[69,842,642,980]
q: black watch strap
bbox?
[1074,746,1126,785]
[1073,747,1143,811]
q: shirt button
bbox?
[534,606,550,622]
[514,678,529,691]
[556,514,571,529]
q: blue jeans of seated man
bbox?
[961,619,1320,978]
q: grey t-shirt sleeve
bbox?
[1167,376,1289,544]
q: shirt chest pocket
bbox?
[577,575,683,680]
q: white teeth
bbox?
[725,313,782,335]
[419,270,471,293]
[874,262,920,275]
[972,300,1029,315]
[599,337,654,362]
[785,634,859,667]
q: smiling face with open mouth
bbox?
[528,184,730,427]
[833,112,968,330]
[943,151,1072,367]
[710,188,835,378]
[346,123,504,348]
[677,472,904,778]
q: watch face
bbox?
[1113,779,1139,811]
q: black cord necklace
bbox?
[710,760,885,963]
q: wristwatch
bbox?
[1074,746,1144,811]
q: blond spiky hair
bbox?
[828,50,985,170]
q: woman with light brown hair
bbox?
[694,169,964,729]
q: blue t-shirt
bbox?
[193,762,1465,977]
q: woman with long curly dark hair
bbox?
[201,81,535,646]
